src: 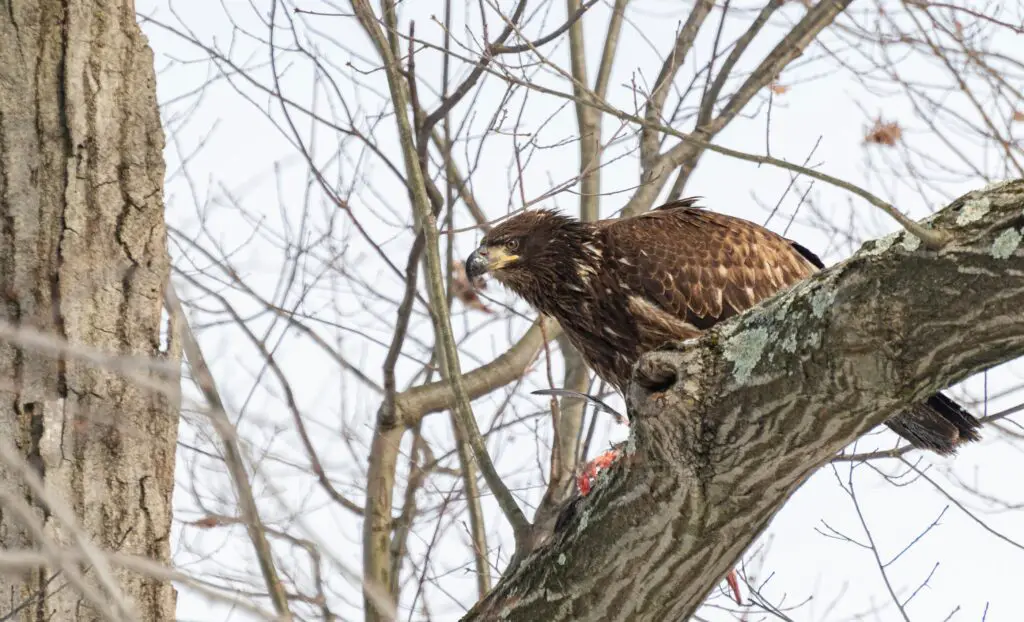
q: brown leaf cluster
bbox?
[864,117,902,146]
[451,260,492,314]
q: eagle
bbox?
[465,198,981,454]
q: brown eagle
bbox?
[465,198,980,454]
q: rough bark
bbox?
[0,1,179,620]
[463,179,1024,622]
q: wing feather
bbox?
[599,204,818,334]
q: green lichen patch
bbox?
[722,327,769,384]
[575,505,591,536]
[862,230,924,256]
[810,285,837,319]
[780,332,798,354]
[991,228,1022,259]
[956,197,991,226]
[861,232,899,257]
[900,233,921,251]
[767,289,797,325]
[982,179,1016,193]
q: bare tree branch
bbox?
[626,0,856,215]
[352,3,536,618]
[638,0,715,175]
[396,22,947,246]
[165,285,293,620]
[393,318,560,426]
[137,1,1024,619]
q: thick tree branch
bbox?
[393,318,560,426]
[463,179,1024,621]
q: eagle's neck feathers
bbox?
[506,225,603,318]
[497,224,643,388]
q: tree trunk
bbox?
[0,1,179,620]
[463,180,1024,621]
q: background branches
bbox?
[121,0,1024,620]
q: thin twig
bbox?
[165,283,293,619]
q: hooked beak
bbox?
[465,246,518,281]
[466,248,489,281]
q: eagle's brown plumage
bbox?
[466,198,981,454]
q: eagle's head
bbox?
[465,209,594,306]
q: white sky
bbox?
[136,1,1024,620]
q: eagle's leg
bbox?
[574,448,744,606]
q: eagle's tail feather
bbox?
[885,392,981,455]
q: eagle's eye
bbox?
[507,239,520,251]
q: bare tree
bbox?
[130,0,1024,620]
[0,1,179,620]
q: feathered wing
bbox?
[597,199,979,454]
[597,201,818,339]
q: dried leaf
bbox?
[451,261,492,314]
[864,117,902,146]
[1013,111,1024,122]
[769,82,789,95]
[192,516,223,529]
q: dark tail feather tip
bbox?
[886,392,981,455]
[928,392,982,443]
